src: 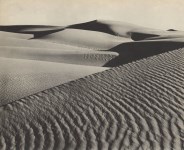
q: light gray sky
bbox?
[0,0,184,30]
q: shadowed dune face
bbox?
[0,48,184,149]
[68,20,117,35]
[0,25,64,34]
[68,20,184,41]
[129,32,159,41]
[68,20,162,40]
[104,40,184,67]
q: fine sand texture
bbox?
[0,48,183,149]
[0,20,184,149]
[0,57,107,106]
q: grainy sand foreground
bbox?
[0,20,184,149]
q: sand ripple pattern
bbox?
[0,48,184,150]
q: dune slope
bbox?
[0,46,118,66]
[0,57,107,106]
[0,31,32,39]
[0,48,183,149]
[0,36,93,50]
[34,28,131,50]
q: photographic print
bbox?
[0,0,184,149]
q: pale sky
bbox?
[0,0,184,30]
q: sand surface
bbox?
[0,57,107,106]
[0,20,184,149]
[34,28,131,50]
[0,46,118,66]
[0,48,183,149]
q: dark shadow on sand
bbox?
[68,20,159,41]
[68,20,116,35]
[0,25,65,38]
[104,41,184,67]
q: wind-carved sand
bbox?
[0,20,184,149]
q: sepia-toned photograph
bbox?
[0,0,184,149]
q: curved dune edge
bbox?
[68,20,184,41]
[0,57,108,106]
[0,48,184,149]
[0,25,64,34]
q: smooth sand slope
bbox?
[0,31,32,39]
[34,28,131,50]
[0,36,92,51]
[0,48,184,150]
[0,57,107,106]
[0,46,118,66]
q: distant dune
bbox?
[68,20,162,40]
[0,20,184,149]
[68,20,184,41]
[34,28,131,50]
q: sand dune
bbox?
[68,20,184,41]
[0,36,93,51]
[68,20,162,40]
[0,48,183,149]
[0,57,107,106]
[34,28,131,50]
[0,20,184,149]
[0,46,118,66]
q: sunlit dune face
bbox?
[0,0,184,30]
